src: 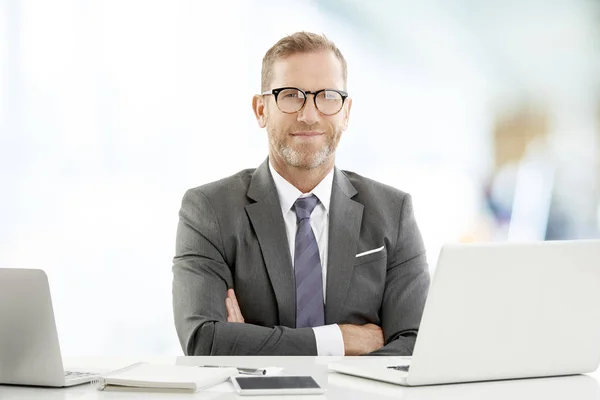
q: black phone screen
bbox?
[235,376,321,390]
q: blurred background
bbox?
[1,0,599,356]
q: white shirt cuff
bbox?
[312,324,345,356]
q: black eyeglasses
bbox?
[262,87,349,116]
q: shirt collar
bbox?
[269,161,334,215]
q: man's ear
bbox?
[341,97,352,131]
[252,95,267,128]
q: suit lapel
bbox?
[245,159,296,328]
[325,169,363,324]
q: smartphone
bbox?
[231,375,326,396]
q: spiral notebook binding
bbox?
[89,362,145,391]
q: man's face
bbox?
[256,51,351,170]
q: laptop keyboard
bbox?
[387,365,410,372]
[65,371,96,380]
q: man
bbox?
[173,32,430,356]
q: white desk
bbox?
[0,356,598,399]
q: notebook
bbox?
[94,362,238,393]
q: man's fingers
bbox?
[229,289,245,323]
[358,323,384,353]
[226,298,237,322]
[225,289,244,323]
[229,289,240,309]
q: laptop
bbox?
[0,268,100,387]
[329,240,600,386]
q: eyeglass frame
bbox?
[261,87,349,116]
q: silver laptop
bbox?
[0,268,99,387]
[329,240,600,386]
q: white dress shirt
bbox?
[269,162,345,356]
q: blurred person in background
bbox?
[172,32,430,356]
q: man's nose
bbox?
[297,97,320,125]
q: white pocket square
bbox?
[355,246,385,258]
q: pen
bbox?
[200,365,267,375]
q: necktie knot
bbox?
[294,195,319,222]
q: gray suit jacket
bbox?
[173,159,430,356]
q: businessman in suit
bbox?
[173,32,430,356]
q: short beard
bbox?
[264,106,342,170]
[278,141,332,170]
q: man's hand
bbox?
[339,323,384,355]
[226,288,245,323]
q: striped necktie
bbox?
[293,195,325,328]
